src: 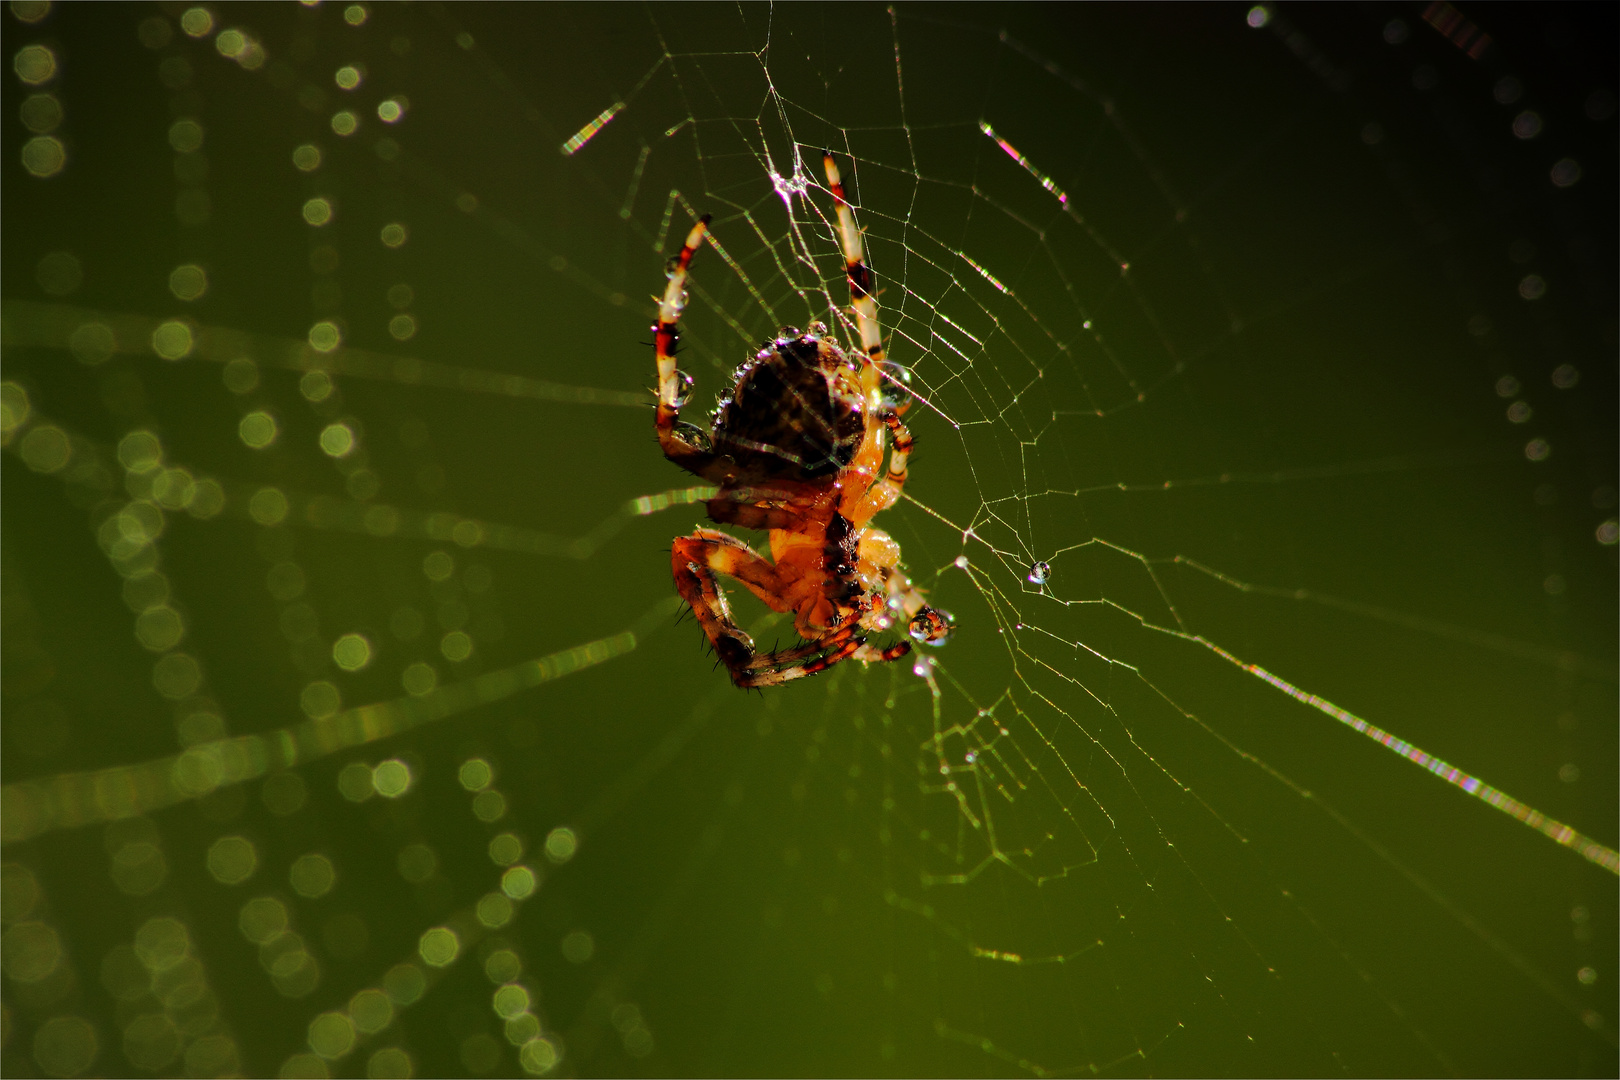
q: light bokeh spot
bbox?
[320,422,356,457]
[133,916,191,973]
[2,920,63,982]
[12,2,51,25]
[223,357,259,393]
[337,762,375,802]
[69,321,116,364]
[308,1011,355,1060]
[308,320,342,352]
[1,380,31,436]
[422,550,454,580]
[150,319,194,360]
[401,661,437,696]
[331,110,358,136]
[168,118,204,152]
[492,983,530,1019]
[484,949,521,984]
[418,926,459,967]
[349,987,394,1034]
[303,197,333,226]
[382,963,425,1005]
[488,833,523,866]
[1,862,43,922]
[293,142,321,171]
[388,313,417,340]
[396,843,436,882]
[239,896,290,944]
[240,410,278,448]
[300,370,334,401]
[367,1047,413,1078]
[135,605,184,651]
[14,43,57,85]
[250,486,289,525]
[377,98,404,123]
[152,652,201,699]
[20,91,61,135]
[206,835,258,885]
[560,929,594,964]
[380,222,407,247]
[122,1013,181,1071]
[371,759,412,798]
[332,632,373,671]
[471,789,506,822]
[458,758,492,791]
[344,4,368,25]
[476,891,513,928]
[279,1051,328,1078]
[544,827,577,865]
[169,263,207,300]
[505,1013,540,1047]
[32,1015,98,1078]
[21,133,65,176]
[519,1037,559,1075]
[19,424,70,472]
[179,7,213,36]
[501,865,537,900]
[117,430,163,473]
[36,249,81,294]
[334,64,362,89]
[300,680,341,720]
[440,630,473,662]
[290,853,336,898]
[111,841,167,896]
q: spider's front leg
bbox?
[654,215,728,481]
[823,152,884,365]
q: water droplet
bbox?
[909,607,954,645]
[877,362,913,410]
[911,654,935,678]
[1027,561,1051,585]
[672,422,710,450]
[964,751,977,764]
[664,256,682,280]
[670,369,695,407]
[808,321,828,337]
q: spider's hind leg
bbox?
[671,530,794,684]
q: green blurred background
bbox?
[2,3,1615,1076]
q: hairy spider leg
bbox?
[823,152,884,365]
[847,410,913,523]
[654,214,730,481]
[673,530,874,687]
[824,153,913,524]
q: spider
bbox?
[652,152,953,688]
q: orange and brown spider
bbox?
[652,153,953,688]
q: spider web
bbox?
[2,3,1616,1077]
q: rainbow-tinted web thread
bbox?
[1204,644,1618,876]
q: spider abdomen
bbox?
[710,333,865,482]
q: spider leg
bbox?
[823,152,884,365]
[706,497,802,533]
[736,634,867,689]
[654,215,733,482]
[852,640,912,664]
[849,409,913,521]
[672,530,799,683]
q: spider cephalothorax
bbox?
[651,153,952,688]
